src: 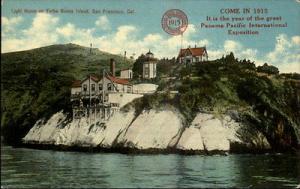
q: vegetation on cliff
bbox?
[124,53,300,151]
[1,44,299,152]
[1,43,133,144]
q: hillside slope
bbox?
[125,55,300,151]
[1,45,299,152]
[1,43,133,144]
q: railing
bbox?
[71,89,157,98]
[72,102,120,109]
[131,89,157,94]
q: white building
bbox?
[143,50,157,79]
[98,75,132,93]
[119,69,133,79]
[70,72,159,120]
[177,46,208,64]
[71,74,132,95]
[80,75,100,97]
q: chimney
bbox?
[110,58,115,77]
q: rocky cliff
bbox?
[23,108,271,154]
[3,45,299,152]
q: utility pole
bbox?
[89,75,91,123]
[88,43,92,123]
[102,69,105,104]
[102,69,105,120]
[180,33,183,51]
[124,51,126,63]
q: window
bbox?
[83,84,87,91]
[144,68,149,75]
[104,94,108,102]
[127,86,132,93]
[91,84,95,91]
[107,83,112,91]
[99,84,103,91]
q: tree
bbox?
[257,63,279,75]
[132,54,146,78]
[224,52,236,64]
[157,57,176,76]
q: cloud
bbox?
[207,34,300,73]
[1,14,299,73]
[26,13,58,34]
[1,16,203,58]
[2,16,23,36]
[216,34,300,73]
[114,25,137,41]
[95,15,110,30]
[224,40,241,52]
[2,13,59,52]
[265,34,300,73]
[2,16,23,28]
[292,36,300,45]
[207,40,259,63]
[56,23,76,38]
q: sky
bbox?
[2,0,300,73]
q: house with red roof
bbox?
[177,46,208,64]
[71,74,132,99]
[101,75,131,93]
[79,75,101,97]
[70,58,158,120]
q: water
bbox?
[1,145,299,188]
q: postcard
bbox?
[1,0,300,188]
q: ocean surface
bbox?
[1,144,299,188]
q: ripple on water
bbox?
[252,175,298,188]
[1,145,299,188]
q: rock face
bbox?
[24,110,136,147]
[176,114,241,152]
[117,110,183,149]
[23,109,271,153]
[176,127,204,150]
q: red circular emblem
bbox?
[161,9,188,35]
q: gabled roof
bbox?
[106,75,129,85]
[82,75,100,83]
[178,47,207,58]
[71,73,129,88]
[71,80,81,88]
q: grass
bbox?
[1,43,133,144]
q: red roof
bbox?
[90,75,100,82]
[178,47,206,58]
[106,75,129,85]
[82,75,100,83]
[71,74,129,88]
[71,80,81,88]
